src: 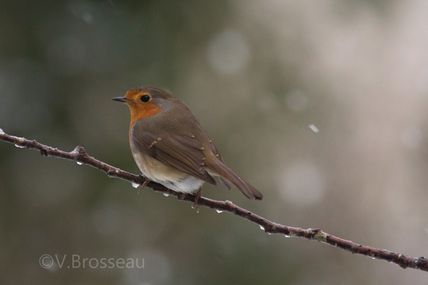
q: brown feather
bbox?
[130,101,217,185]
[128,87,263,199]
[207,159,263,200]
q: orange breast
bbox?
[129,102,161,126]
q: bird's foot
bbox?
[139,175,150,191]
[191,189,202,212]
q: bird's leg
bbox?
[138,175,150,190]
[192,188,202,210]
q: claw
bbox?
[192,189,202,210]
[178,192,186,200]
[139,175,150,190]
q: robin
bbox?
[113,86,263,200]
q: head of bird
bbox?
[113,86,174,124]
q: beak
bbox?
[112,96,127,103]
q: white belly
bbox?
[131,150,204,193]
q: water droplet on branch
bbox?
[163,193,170,197]
[259,225,265,231]
[14,144,25,149]
[191,204,200,213]
[107,169,120,178]
[131,182,140,189]
[0,128,4,135]
[76,161,83,165]
[215,209,223,214]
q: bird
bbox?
[113,86,263,201]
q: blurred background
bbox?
[1,0,428,284]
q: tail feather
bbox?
[208,159,263,200]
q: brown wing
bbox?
[131,122,216,185]
[130,99,262,199]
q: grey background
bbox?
[1,0,428,284]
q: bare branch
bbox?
[0,128,427,272]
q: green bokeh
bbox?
[1,0,427,284]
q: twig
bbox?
[0,128,427,272]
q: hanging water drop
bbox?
[131,182,140,189]
[163,193,170,197]
[191,205,200,213]
[215,209,223,214]
[76,161,83,165]
[259,225,265,231]
[284,234,291,238]
[14,144,25,149]
[0,128,4,135]
[107,169,120,178]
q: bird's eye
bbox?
[140,94,151,102]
